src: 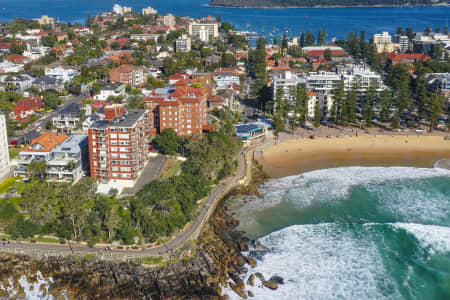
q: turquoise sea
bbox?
[229,166,450,300]
[0,1,449,40]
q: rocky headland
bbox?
[0,165,275,299]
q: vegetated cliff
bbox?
[0,201,257,299]
[210,0,440,8]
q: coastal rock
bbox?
[262,280,278,290]
[254,272,265,282]
[246,257,257,268]
[248,290,255,297]
[247,274,255,286]
[269,275,284,284]
[230,282,248,299]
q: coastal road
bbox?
[0,147,252,259]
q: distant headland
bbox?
[210,0,449,8]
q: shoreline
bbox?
[255,134,450,178]
[207,4,449,9]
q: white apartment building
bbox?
[163,14,176,27]
[113,4,132,15]
[176,35,192,52]
[214,73,240,89]
[45,67,77,83]
[373,32,400,53]
[306,71,341,94]
[189,22,219,41]
[338,65,384,92]
[142,6,158,15]
[273,71,299,106]
[306,93,334,118]
[0,113,9,179]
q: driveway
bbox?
[121,155,166,196]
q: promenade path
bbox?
[0,146,254,261]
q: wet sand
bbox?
[256,135,450,178]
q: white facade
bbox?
[113,4,132,15]
[214,74,240,89]
[142,6,158,15]
[45,67,77,83]
[306,93,334,118]
[338,65,384,92]
[0,114,9,179]
[273,71,299,106]
[0,61,24,73]
[163,14,176,27]
[189,22,219,40]
[176,35,192,52]
[23,46,50,62]
[306,71,341,94]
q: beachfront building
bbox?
[235,119,272,142]
[144,86,209,137]
[337,65,384,92]
[88,104,149,182]
[0,113,9,179]
[273,71,299,106]
[306,71,341,94]
[306,92,334,118]
[14,132,89,181]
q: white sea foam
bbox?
[225,223,402,300]
[249,166,450,211]
[0,271,65,300]
[391,223,450,256]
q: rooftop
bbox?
[23,132,69,152]
[92,109,147,129]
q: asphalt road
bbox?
[14,92,89,143]
[0,147,251,259]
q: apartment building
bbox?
[337,65,384,92]
[176,34,192,52]
[189,22,219,41]
[306,71,341,94]
[33,15,55,28]
[142,6,158,15]
[109,64,146,87]
[163,14,176,27]
[0,113,9,179]
[15,132,89,181]
[373,32,400,53]
[306,92,334,118]
[394,34,410,53]
[88,104,149,182]
[273,71,299,106]
[144,87,208,137]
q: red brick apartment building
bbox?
[144,87,208,136]
[88,104,149,182]
[109,64,146,87]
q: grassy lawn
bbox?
[161,160,183,180]
[0,234,61,244]
[138,256,164,265]
[0,177,15,193]
[8,148,22,159]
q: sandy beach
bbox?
[256,134,450,178]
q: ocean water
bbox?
[228,166,450,300]
[0,1,449,40]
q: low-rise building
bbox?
[109,64,146,87]
[88,104,149,182]
[0,73,34,94]
[93,83,126,101]
[214,72,240,89]
[0,60,24,73]
[45,67,77,83]
[52,103,81,134]
[15,132,89,181]
[32,75,64,92]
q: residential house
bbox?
[45,67,77,83]
[94,83,126,101]
[214,72,240,89]
[6,54,27,65]
[0,60,24,73]
[52,103,81,134]
[32,75,64,92]
[0,73,34,94]
[15,132,89,181]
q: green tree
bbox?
[429,93,444,129]
[27,161,48,181]
[295,85,308,126]
[154,129,183,156]
[305,30,315,46]
[314,100,321,128]
[317,27,326,45]
[379,90,392,123]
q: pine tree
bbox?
[299,32,305,48]
[296,85,308,126]
[305,30,315,46]
[331,80,345,125]
[363,82,377,126]
[345,81,359,124]
[317,27,326,45]
[429,93,444,129]
[379,90,392,123]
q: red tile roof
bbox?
[387,53,431,61]
[24,132,69,152]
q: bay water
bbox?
[228,166,450,299]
